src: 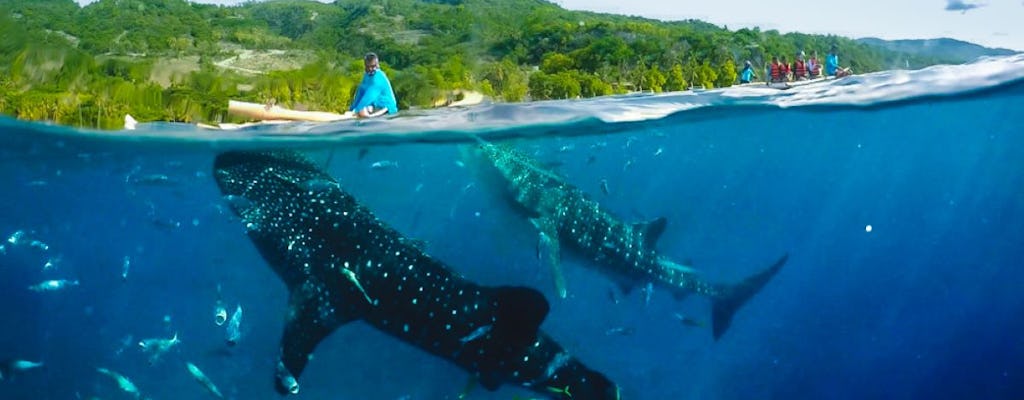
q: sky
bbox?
[553,0,1024,51]
[74,0,1023,51]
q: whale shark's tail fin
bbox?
[711,254,788,340]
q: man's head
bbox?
[364,53,379,75]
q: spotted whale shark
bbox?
[470,142,787,339]
[213,151,619,399]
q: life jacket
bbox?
[808,58,819,76]
[793,60,807,78]
[770,62,782,81]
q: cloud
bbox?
[945,0,985,12]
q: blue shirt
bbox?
[350,70,398,115]
[825,54,839,76]
[740,66,755,82]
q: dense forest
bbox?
[0,0,959,129]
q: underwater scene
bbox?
[1,55,1023,400]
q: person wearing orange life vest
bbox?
[792,51,808,81]
[779,56,791,82]
[768,56,784,83]
[807,51,822,78]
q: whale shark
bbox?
[469,141,787,339]
[213,151,620,399]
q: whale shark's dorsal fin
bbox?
[635,217,668,249]
[277,288,357,394]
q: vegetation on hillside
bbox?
[0,0,951,129]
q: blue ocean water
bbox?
[1,55,1023,400]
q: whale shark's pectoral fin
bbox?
[532,217,566,298]
[276,288,356,395]
[635,216,668,249]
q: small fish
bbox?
[1,359,44,380]
[300,179,337,193]
[546,385,572,398]
[225,305,243,346]
[128,174,175,186]
[276,361,300,394]
[214,284,228,326]
[97,367,141,399]
[43,256,61,271]
[0,244,5,255]
[28,279,79,292]
[599,179,610,196]
[643,282,654,306]
[26,180,48,187]
[139,333,180,364]
[657,258,698,274]
[186,362,224,399]
[150,217,182,230]
[214,302,228,326]
[604,326,635,336]
[28,240,49,251]
[357,148,369,160]
[587,155,597,164]
[654,147,664,156]
[459,325,492,344]
[622,159,634,171]
[370,160,398,170]
[341,269,375,305]
[121,256,131,282]
[7,230,25,245]
[674,313,706,328]
[607,288,620,304]
[558,144,575,152]
[454,160,465,168]
[115,335,134,356]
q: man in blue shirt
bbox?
[739,60,756,84]
[825,45,851,78]
[349,52,398,117]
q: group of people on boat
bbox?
[739,45,852,85]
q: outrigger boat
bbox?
[194,100,358,130]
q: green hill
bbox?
[0,0,988,128]
[857,37,1018,67]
